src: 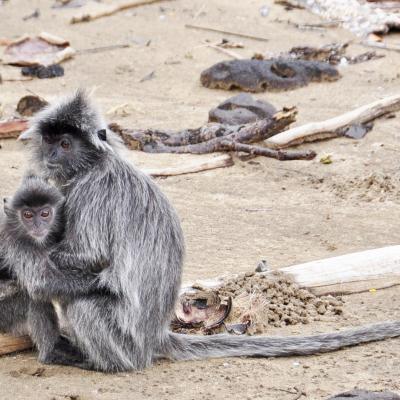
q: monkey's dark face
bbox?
[41,134,76,170]
[19,205,54,241]
[39,133,101,181]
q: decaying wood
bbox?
[265,94,400,149]
[111,107,297,154]
[185,23,270,42]
[0,119,29,139]
[71,0,171,24]
[0,334,32,356]
[143,154,234,177]
[182,246,400,297]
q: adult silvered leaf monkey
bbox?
[20,89,400,372]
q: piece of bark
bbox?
[0,334,32,356]
[71,0,171,23]
[112,107,297,153]
[265,94,400,148]
[181,245,400,297]
[0,119,29,139]
[142,154,234,176]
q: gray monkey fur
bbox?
[9,89,399,372]
[0,175,67,361]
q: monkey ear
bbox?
[3,198,12,217]
[97,129,107,141]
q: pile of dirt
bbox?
[217,271,343,334]
[330,173,400,203]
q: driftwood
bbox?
[143,154,234,177]
[182,246,400,297]
[265,94,400,149]
[71,0,171,24]
[0,119,29,139]
[0,334,32,356]
[111,107,298,158]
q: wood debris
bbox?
[71,0,172,24]
[109,108,316,161]
[265,94,400,148]
[1,33,75,66]
[0,119,29,139]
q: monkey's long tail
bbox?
[165,321,400,360]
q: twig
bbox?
[361,40,400,53]
[143,154,234,177]
[265,94,400,148]
[77,44,130,55]
[185,23,269,42]
[220,141,316,160]
[71,0,171,24]
[206,43,243,59]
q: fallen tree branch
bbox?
[143,154,234,176]
[265,94,400,148]
[0,334,32,356]
[71,0,171,24]
[182,245,400,297]
[220,141,316,160]
[111,107,297,153]
[0,119,29,139]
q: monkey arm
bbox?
[26,256,101,300]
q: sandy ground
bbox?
[1,0,400,399]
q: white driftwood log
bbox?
[182,245,400,296]
[265,94,400,149]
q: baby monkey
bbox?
[0,174,80,364]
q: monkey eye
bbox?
[60,139,71,150]
[41,209,50,218]
[23,210,33,219]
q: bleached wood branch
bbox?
[265,94,400,149]
[182,246,400,296]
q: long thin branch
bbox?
[71,0,171,24]
[220,141,316,160]
[265,94,400,149]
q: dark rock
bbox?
[209,93,277,125]
[328,389,400,400]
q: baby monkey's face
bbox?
[19,205,54,240]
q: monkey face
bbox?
[20,205,55,240]
[40,132,99,180]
